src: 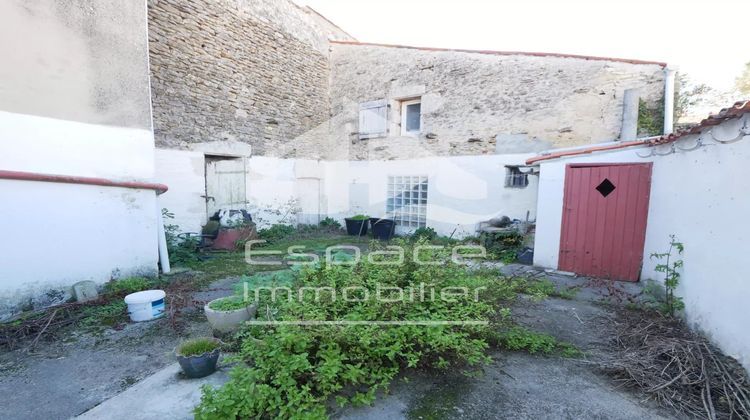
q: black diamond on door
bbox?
[596,178,616,197]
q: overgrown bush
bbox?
[411,226,437,241]
[195,240,515,419]
[258,224,297,243]
[319,217,341,229]
[162,208,200,266]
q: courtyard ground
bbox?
[0,233,733,419]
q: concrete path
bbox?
[76,363,228,420]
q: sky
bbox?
[294,0,748,93]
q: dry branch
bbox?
[595,309,749,419]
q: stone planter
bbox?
[204,297,258,333]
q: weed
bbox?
[649,235,685,316]
[195,240,516,419]
[496,326,580,357]
[103,277,156,295]
[78,301,128,328]
[319,217,341,229]
[208,296,249,311]
[412,226,437,241]
[258,224,297,243]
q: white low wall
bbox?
[154,149,206,233]
[156,150,538,238]
[323,155,538,237]
[533,116,750,372]
[0,112,159,319]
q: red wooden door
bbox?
[558,163,652,281]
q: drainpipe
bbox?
[156,200,171,274]
[663,67,677,135]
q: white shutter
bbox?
[358,99,388,139]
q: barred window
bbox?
[386,176,428,230]
[505,166,529,188]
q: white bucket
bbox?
[124,290,166,322]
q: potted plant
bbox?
[369,217,396,241]
[176,337,221,378]
[344,214,369,236]
[204,296,257,333]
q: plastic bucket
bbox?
[124,290,166,322]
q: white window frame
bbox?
[504,166,530,189]
[386,175,428,233]
[400,98,422,137]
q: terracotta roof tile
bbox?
[526,100,750,164]
[651,100,750,145]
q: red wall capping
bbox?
[0,170,168,194]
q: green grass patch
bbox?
[177,338,220,357]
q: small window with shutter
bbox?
[358,99,388,139]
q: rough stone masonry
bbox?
[147,0,351,156]
[148,0,666,160]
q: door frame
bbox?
[558,162,653,281]
[203,154,248,219]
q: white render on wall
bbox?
[156,151,538,238]
[154,148,207,234]
[0,180,158,319]
[0,111,154,179]
[0,113,159,319]
[532,116,750,372]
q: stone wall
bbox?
[327,43,666,160]
[148,0,352,155]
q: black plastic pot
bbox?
[370,218,396,241]
[345,218,369,236]
[177,347,220,379]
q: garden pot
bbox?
[344,218,369,236]
[370,218,395,241]
[176,345,221,379]
[204,297,258,333]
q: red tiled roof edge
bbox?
[329,40,667,67]
[526,100,750,165]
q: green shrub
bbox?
[497,326,580,357]
[195,240,513,419]
[177,338,220,357]
[103,277,154,295]
[319,217,341,229]
[258,224,297,243]
[208,296,249,311]
[347,214,369,220]
[412,227,437,241]
[162,208,201,266]
[79,301,128,327]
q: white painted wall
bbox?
[0,113,159,319]
[0,111,154,179]
[158,151,538,238]
[154,149,206,233]
[0,0,157,318]
[324,155,538,237]
[532,116,750,372]
[0,180,158,317]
